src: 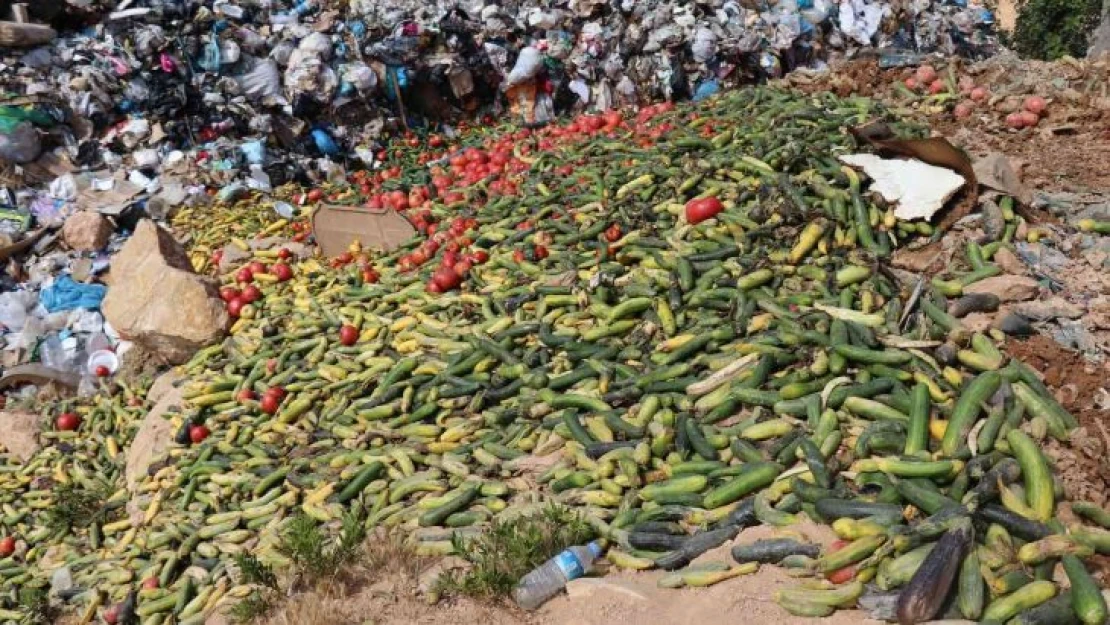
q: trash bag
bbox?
[199,37,222,72]
[0,121,42,164]
[505,47,545,89]
[235,56,283,101]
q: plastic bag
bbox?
[0,290,36,333]
[0,121,42,164]
[235,57,283,101]
[505,47,545,89]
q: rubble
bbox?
[963,274,1040,301]
[101,220,228,365]
[61,211,112,251]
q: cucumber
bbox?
[731,538,820,564]
[702,462,781,509]
[957,549,985,620]
[814,499,903,523]
[335,461,385,503]
[1061,555,1108,625]
[983,580,1057,622]
[640,474,708,501]
[418,482,480,527]
[1006,430,1054,522]
[941,370,1001,456]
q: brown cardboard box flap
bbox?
[311,204,416,258]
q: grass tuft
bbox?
[437,503,595,600]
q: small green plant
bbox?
[1013,0,1103,59]
[44,481,112,533]
[438,504,595,600]
[231,506,369,622]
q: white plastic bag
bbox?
[235,57,283,101]
[505,47,545,89]
[0,121,42,164]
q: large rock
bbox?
[0,410,42,462]
[102,220,228,364]
[963,275,1039,302]
[125,372,185,491]
[62,211,113,251]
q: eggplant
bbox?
[896,518,974,624]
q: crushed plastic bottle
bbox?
[512,541,603,611]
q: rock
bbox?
[1011,297,1085,320]
[963,275,1039,302]
[50,567,74,597]
[125,380,185,491]
[102,220,229,364]
[1050,320,1100,355]
[148,370,185,404]
[961,312,994,333]
[992,247,1026,274]
[994,312,1035,336]
[418,556,468,597]
[62,211,113,251]
[1089,12,1110,58]
[974,153,1031,206]
[0,410,42,462]
[565,578,649,602]
[892,240,950,273]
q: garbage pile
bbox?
[0,0,1002,384]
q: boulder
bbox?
[0,410,42,462]
[125,374,185,491]
[963,275,1039,302]
[1011,297,1085,320]
[102,220,228,364]
[62,211,113,251]
[992,247,1026,275]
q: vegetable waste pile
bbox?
[3,87,1110,625]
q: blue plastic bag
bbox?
[40,276,106,313]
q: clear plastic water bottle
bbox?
[512,541,603,611]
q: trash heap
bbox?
[1,85,1108,624]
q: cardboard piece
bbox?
[311,204,416,258]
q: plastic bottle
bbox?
[512,541,603,611]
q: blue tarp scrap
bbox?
[40,276,106,313]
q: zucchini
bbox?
[1007,430,1055,522]
[701,462,781,509]
[814,498,903,523]
[895,518,973,624]
[731,538,820,564]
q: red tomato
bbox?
[235,267,254,283]
[429,134,444,148]
[237,389,256,403]
[533,245,549,260]
[827,565,857,584]
[189,425,210,444]
[432,267,462,291]
[241,285,263,303]
[142,577,160,590]
[306,189,324,203]
[277,248,293,260]
[272,263,293,282]
[95,365,110,378]
[425,280,443,294]
[685,197,725,224]
[453,260,473,276]
[211,249,224,267]
[260,393,280,415]
[265,386,286,401]
[604,224,622,243]
[512,249,526,263]
[56,412,81,431]
[361,268,379,284]
[0,536,14,558]
[226,297,245,318]
[472,250,489,264]
[219,287,240,302]
[338,324,359,346]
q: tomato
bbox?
[604,224,622,243]
[237,389,256,403]
[441,251,460,268]
[306,188,324,203]
[432,267,462,291]
[228,296,248,318]
[453,260,472,276]
[210,249,224,267]
[361,268,379,284]
[235,267,254,283]
[260,393,280,415]
[277,248,293,260]
[513,249,526,263]
[142,577,160,590]
[472,250,489,264]
[827,565,857,584]
[429,134,444,148]
[219,286,240,302]
[272,263,293,282]
[533,245,549,260]
[56,412,81,431]
[685,197,725,224]
[239,285,261,304]
[189,425,211,444]
[0,536,14,558]
[265,386,286,401]
[95,365,110,378]
[338,324,359,346]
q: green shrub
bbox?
[1012,0,1104,60]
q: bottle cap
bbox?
[587,541,603,557]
